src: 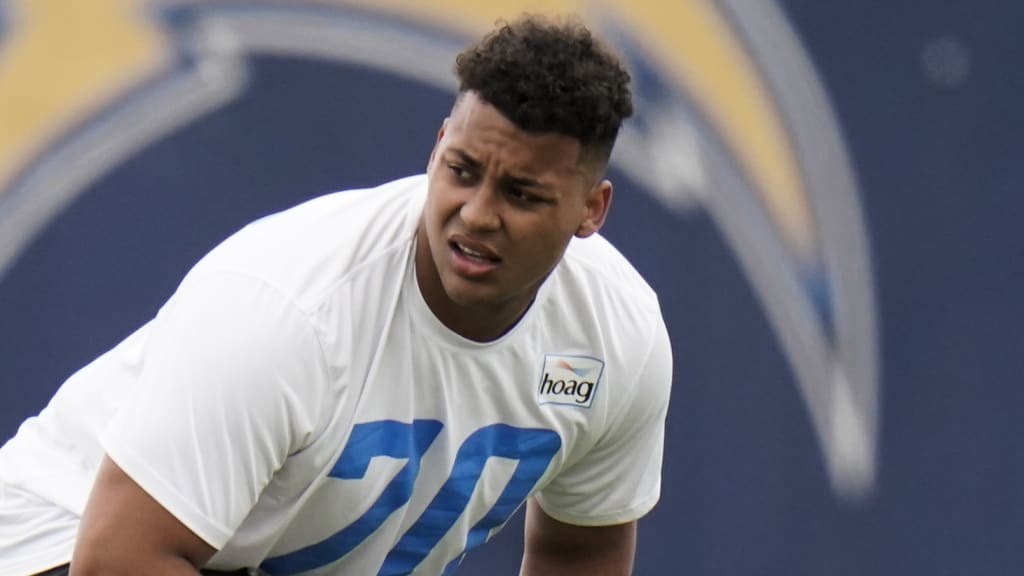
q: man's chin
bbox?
[441,274,517,310]
[442,283,499,310]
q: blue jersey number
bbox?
[260,420,561,575]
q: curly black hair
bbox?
[455,15,633,164]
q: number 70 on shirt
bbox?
[260,420,562,576]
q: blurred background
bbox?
[1,0,1021,574]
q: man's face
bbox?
[416,92,611,339]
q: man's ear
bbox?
[427,118,449,172]
[575,179,613,238]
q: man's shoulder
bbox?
[560,233,660,313]
[186,174,427,308]
[247,174,426,239]
[542,234,666,367]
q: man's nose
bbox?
[459,184,502,231]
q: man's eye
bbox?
[448,164,470,179]
[508,188,543,204]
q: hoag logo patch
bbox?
[538,355,604,408]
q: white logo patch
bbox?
[538,354,604,408]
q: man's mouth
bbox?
[451,241,500,264]
[449,238,501,277]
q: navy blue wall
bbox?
[2,2,1022,574]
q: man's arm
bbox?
[70,455,217,575]
[520,499,636,576]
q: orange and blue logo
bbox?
[0,0,879,500]
[540,354,604,408]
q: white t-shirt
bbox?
[0,174,672,575]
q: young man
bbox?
[0,15,672,576]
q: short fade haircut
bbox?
[455,14,634,166]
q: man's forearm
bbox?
[69,553,201,576]
[520,552,633,576]
[71,456,217,576]
[522,501,636,576]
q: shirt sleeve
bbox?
[100,268,331,549]
[534,314,673,526]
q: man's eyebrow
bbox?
[449,149,482,169]
[448,148,548,190]
[505,174,547,190]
